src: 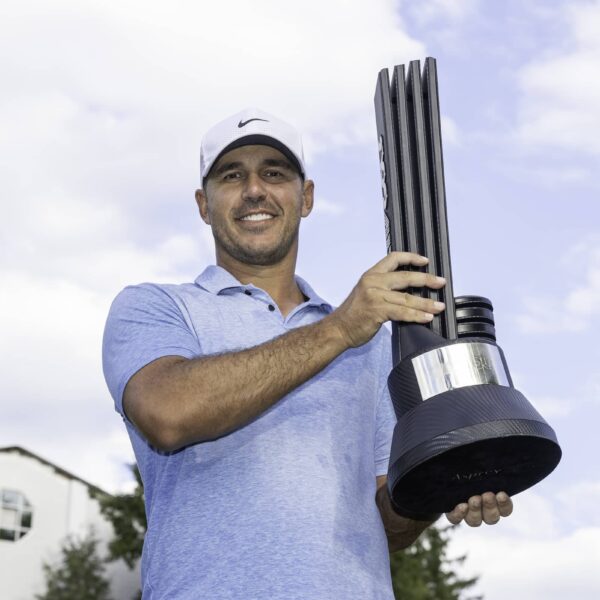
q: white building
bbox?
[0,446,140,600]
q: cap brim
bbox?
[203,134,304,186]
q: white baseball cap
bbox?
[200,108,306,187]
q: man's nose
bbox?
[242,172,267,201]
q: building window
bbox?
[0,489,33,542]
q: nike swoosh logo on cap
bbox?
[238,118,269,128]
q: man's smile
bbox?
[238,212,275,222]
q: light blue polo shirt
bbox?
[102,265,397,600]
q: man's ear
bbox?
[301,179,315,218]
[195,189,210,224]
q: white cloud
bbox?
[446,483,600,599]
[515,237,600,333]
[1,422,137,495]
[441,114,461,146]
[312,197,345,217]
[499,489,560,540]
[0,0,424,162]
[399,0,481,56]
[527,395,573,419]
[498,163,591,188]
[515,295,581,334]
[0,226,213,485]
[511,364,599,420]
[556,480,600,528]
[403,0,480,25]
[0,0,425,492]
[0,0,423,288]
[450,525,600,600]
[514,1,600,155]
[583,373,600,405]
[509,368,578,420]
[445,486,600,599]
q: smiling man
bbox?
[102,108,512,600]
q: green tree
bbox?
[390,525,481,600]
[93,464,146,569]
[36,529,112,600]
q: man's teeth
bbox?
[240,213,274,221]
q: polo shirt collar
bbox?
[194,265,333,312]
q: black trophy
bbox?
[374,58,562,520]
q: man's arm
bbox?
[123,252,446,452]
[375,475,514,552]
[375,475,436,552]
[124,315,347,450]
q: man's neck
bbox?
[216,254,306,317]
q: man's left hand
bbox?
[446,491,513,526]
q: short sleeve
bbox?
[102,283,201,416]
[374,329,397,476]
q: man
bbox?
[103,108,512,599]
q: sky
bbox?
[1,0,599,597]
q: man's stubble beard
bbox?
[211,216,301,267]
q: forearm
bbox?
[375,482,436,552]
[127,313,349,451]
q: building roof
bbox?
[0,446,112,497]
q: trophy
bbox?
[374,58,562,520]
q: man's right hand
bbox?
[328,252,447,348]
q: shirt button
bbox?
[268,304,276,312]
[244,290,252,296]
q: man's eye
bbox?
[223,172,241,181]
[265,170,283,178]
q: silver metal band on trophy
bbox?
[412,341,511,401]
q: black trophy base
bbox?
[387,385,562,520]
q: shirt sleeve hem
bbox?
[114,348,198,417]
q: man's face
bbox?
[196,145,314,267]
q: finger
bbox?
[378,270,446,291]
[386,303,436,324]
[370,252,429,274]
[481,491,501,525]
[497,492,513,517]
[465,495,483,527]
[382,290,445,314]
[445,502,468,525]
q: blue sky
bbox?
[1,0,599,597]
